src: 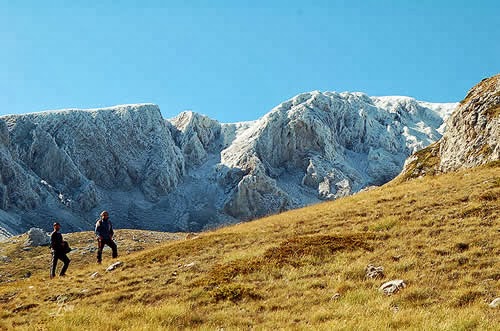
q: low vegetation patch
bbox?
[454,290,485,307]
[201,233,374,287]
[485,105,500,119]
[262,233,373,265]
[202,257,263,286]
[211,284,263,302]
[398,142,441,181]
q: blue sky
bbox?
[1,1,499,122]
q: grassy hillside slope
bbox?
[0,162,498,330]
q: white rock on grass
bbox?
[365,264,384,279]
[106,261,123,272]
[24,228,50,247]
[331,293,341,300]
[0,255,10,263]
[379,280,406,295]
[489,298,500,308]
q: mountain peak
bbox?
[0,92,457,236]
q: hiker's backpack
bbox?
[62,240,71,253]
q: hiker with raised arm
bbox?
[95,210,118,264]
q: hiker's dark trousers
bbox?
[97,238,118,262]
[51,251,70,277]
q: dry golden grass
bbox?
[397,142,441,180]
[0,163,498,330]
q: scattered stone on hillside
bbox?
[360,185,379,193]
[365,264,385,279]
[90,272,100,279]
[185,233,198,240]
[0,255,10,263]
[183,262,196,268]
[489,298,500,308]
[106,261,123,272]
[132,236,144,242]
[331,293,341,301]
[86,246,97,253]
[379,280,406,295]
[24,228,50,247]
[390,304,400,313]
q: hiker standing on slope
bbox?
[50,222,70,278]
[95,210,118,264]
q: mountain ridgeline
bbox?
[0,89,469,237]
[400,73,500,179]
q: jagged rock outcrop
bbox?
[399,74,499,179]
[219,92,455,218]
[169,111,222,166]
[0,94,456,237]
[439,74,500,171]
[24,228,50,247]
[0,104,185,235]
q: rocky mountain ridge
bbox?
[0,93,457,237]
[400,74,500,179]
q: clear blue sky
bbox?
[1,1,499,122]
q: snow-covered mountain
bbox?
[0,93,457,237]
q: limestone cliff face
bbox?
[0,104,185,234]
[439,74,500,171]
[399,74,500,180]
[0,94,455,237]
[219,91,455,219]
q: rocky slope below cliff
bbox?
[0,94,456,237]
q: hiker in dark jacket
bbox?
[95,210,118,264]
[50,222,70,278]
